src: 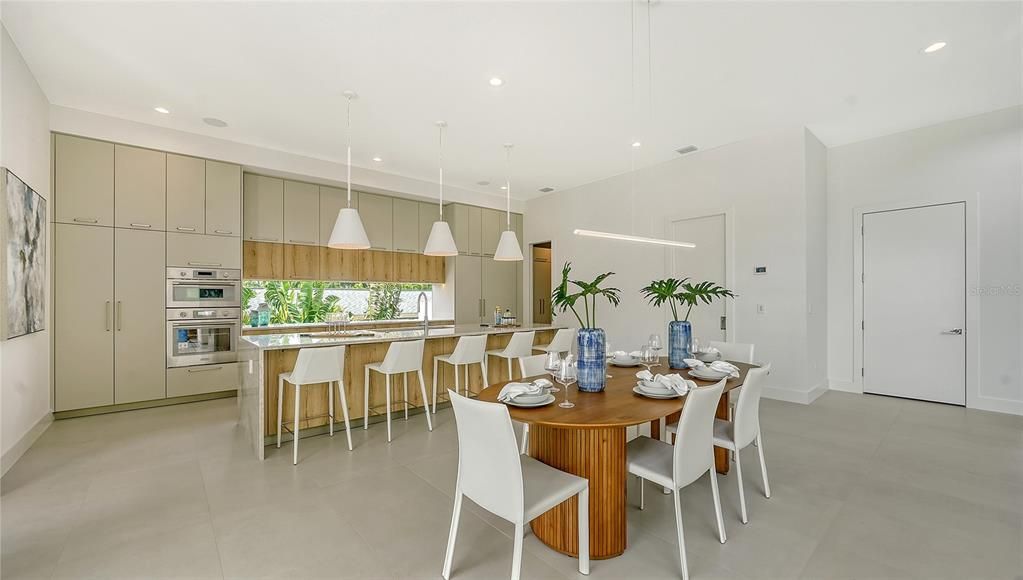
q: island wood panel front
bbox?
[263,329,556,437]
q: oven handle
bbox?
[187,366,224,373]
[170,280,240,287]
[171,320,241,329]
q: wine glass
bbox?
[544,351,561,393]
[556,354,577,409]
[605,341,614,379]
[691,337,701,356]
[648,334,662,368]
[640,345,659,374]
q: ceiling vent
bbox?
[538,187,555,193]
[675,145,698,155]
[476,180,490,186]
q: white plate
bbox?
[509,393,548,404]
[505,394,556,408]
[611,360,641,367]
[690,367,728,380]
[633,385,680,399]
[638,382,675,396]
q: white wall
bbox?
[827,107,1023,414]
[1,25,53,472]
[49,106,523,214]
[525,128,825,400]
[804,130,828,393]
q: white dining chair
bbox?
[364,339,432,442]
[486,331,535,382]
[532,328,574,356]
[277,346,352,465]
[443,391,590,580]
[709,340,755,434]
[432,334,489,413]
[627,379,727,580]
[513,354,548,454]
[710,364,772,524]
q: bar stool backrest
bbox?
[546,328,575,353]
[449,335,488,364]
[290,346,346,385]
[519,354,546,378]
[501,331,536,358]
[381,339,425,374]
[448,390,524,522]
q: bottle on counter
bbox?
[248,309,259,328]
[257,302,270,327]
[494,306,502,326]
[504,308,515,325]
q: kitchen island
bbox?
[239,323,562,459]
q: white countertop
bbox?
[241,323,565,351]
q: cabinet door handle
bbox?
[249,236,280,242]
[129,223,152,229]
[187,366,223,373]
[105,301,111,331]
[176,226,197,232]
[188,261,222,267]
[288,239,316,245]
[116,301,122,330]
[214,230,233,235]
[74,218,99,224]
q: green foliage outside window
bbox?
[366,283,402,320]
[243,280,429,325]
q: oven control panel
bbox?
[167,307,241,321]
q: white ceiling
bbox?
[3,1,1020,200]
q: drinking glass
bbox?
[649,333,662,355]
[557,354,577,409]
[544,351,561,393]
[640,346,659,374]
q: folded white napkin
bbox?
[613,350,628,357]
[635,370,693,396]
[498,381,545,402]
[697,346,720,355]
[533,378,553,390]
[683,359,740,378]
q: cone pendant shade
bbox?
[424,220,458,256]
[328,207,371,249]
[493,229,523,261]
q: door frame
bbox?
[852,196,978,408]
[528,241,553,326]
[664,209,736,343]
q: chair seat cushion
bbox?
[521,455,588,522]
[279,371,293,383]
[712,418,736,449]
[485,349,512,358]
[626,436,675,489]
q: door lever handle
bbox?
[942,328,963,335]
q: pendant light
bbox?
[328,91,371,249]
[493,143,524,261]
[423,121,458,256]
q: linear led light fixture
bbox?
[573,229,696,248]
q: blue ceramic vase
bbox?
[575,328,607,392]
[668,320,692,369]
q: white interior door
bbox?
[863,202,966,405]
[671,213,726,343]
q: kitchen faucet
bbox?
[417,292,429,335]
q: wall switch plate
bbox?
[754,266,767,275]
[757,304,767,315]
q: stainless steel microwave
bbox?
[166,267,241,309]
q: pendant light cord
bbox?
[345,94,353,209]
[504,144,513,228]
[437,123,445,219]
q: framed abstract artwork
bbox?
[1,168,47,340]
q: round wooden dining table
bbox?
[477,358,756,560]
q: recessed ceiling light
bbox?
[923,41,947,53]
[538,187,555,193]
[477,180,491,186]
[632,141,642,148]
[154,106,170,114]
[500,185,508,190]
[675,145,698,155]
[489,77,504,87]
[372,156,383,162]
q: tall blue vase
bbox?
[668,320,692,369]
[575,328,606,393]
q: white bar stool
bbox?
[432,334,488,413]
[364,339,432,442]
[276,346,352,465]
[532,328,574,355]
[485,331,535,383]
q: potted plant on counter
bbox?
[641,278,735,369]
[551,262,621,392]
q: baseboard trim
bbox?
[53,390,236,420]
[970,395,1023,416]
[763,384,824,405]
[806,382,829,404]
[1,411,53,477]
[829,379,861,394]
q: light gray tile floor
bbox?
[3,392,1021,579]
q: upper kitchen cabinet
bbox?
[283,180,319,246]
[466,205,483,256]
[319,186,357,246]
[392,198,419,253]
[448,203,483,256]
[419,201,438,252]
[55,134,114,227]
[114,145,166,230]
[512,213,523,245]
[358,192,393,250]
[481,208,502,256]
[243,174,284,242]
[167,154,205,234]
[205,160,241,236]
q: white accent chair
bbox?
[432,334,489,413]
[532,328,574,355]
[442,391,590,580]
[627,380,727,580]
[277,346,352,465]
[709,340,756,437]
[363,339,432,442]
[485,331,535,382]
[710,364,772,524]
[514,354,548,454]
